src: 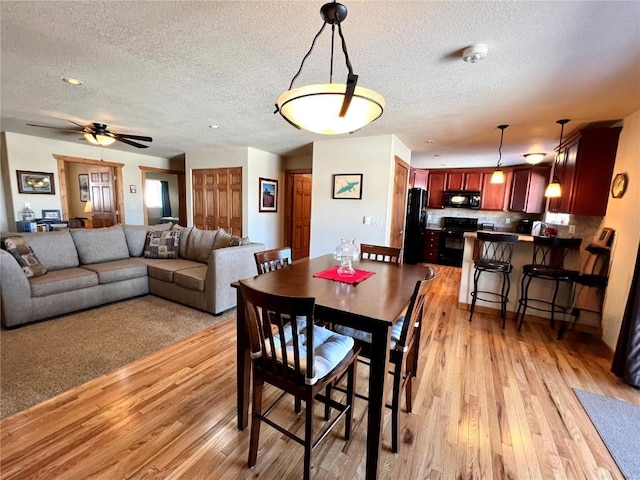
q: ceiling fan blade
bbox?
[27,123,83,133]
[114,133,153,142]
[114,136,149,148]
[68,120,87,128]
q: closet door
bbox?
[192,167,242,235]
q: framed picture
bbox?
[259,177,278,212]
[78,174,90,202]
[332,173,363,199]
[594,227,614,247]
[41,209,62,222]
[16,170,55,194]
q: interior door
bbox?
[292,173,312,260]
[88,166,118,227]
[390,157,409,249]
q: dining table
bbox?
[234,254,431,480]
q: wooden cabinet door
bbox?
[464,171,483,191]
[427,171,447,208]
[480,172,507,210]
[509,169,530,212]
[446,171,464,190]
[549,140,577,213]
[412,169,428,189]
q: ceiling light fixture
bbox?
[462,43,488,63]
[524,153,546,165]
[544,119,570,198]
[84,132,116,146]
[274,1,384,135]
[63,77,83,86]
[490,124,509,184]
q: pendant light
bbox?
[490,125,509,184]
[544,119,570,198]
[274,1,384,135]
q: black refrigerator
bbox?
[403,188,428,264]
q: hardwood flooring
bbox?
[1,266,638,479]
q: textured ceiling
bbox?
[1,1,639,168]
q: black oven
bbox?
[438,217,478,267]
[444,190,481,209]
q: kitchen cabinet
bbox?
[445,170,482,191]
[427,170,447,208]
[509,166,550,214]
[548,127,622,216]
[480,171,507,210]
[423,229,441,264]
[410,169,428,189]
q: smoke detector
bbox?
[462,43,488,63]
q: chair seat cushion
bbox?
[523,264,578,279]
[475,260,512,273]
[267,319,355,382]
[334,315,406,352]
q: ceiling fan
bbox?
[26,120,153,148]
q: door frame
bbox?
[139,166,186,226]
[54,154,125,224]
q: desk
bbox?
[235,254,429,480]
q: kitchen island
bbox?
[458,231,581,326]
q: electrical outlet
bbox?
[505,218,511,224]
[363,216,371,225]
[569,224,576,234]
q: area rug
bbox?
[0,295,235,419]
[573,388,640,480]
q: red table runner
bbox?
[313,265,375,285]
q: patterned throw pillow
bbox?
[143,230,180,259]
[1,236,48,278]
[228,235,251,247]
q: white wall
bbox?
[247,148,283,248]
[310,134,404,257]
[601,108,640,350]
[2,132,171,226]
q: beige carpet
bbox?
[0,295,235,419]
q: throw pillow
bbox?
[1,236,48,278]
[143,230,180,259]
[228,235,251,247]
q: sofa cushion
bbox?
[147,259,204,282]
[123,223,174,257]
[213,229,232,250]
[143,230,180,259]
[21,230,79,270]
[81,258,148,284]
[70,225,130,265]
[174,266,207,292]
[171,225,193,258]
[186,228,218,263]
[29,268,98,297]
[1,236,47,278]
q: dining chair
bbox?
[239,281,360,480]
[360,243,402,264]
[331,266,436,453]
[254,246,292,274]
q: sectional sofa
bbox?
[0,224,265,328]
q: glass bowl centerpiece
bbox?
[334,238,360,276]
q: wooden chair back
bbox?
[254,247,293,275]
[396,266,436,354]
[360,244,402,264]
[239,281,316,384]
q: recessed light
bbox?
[63,77,83,86]
[433,154,443,157]
[208,124,220,129]
[426,139,435,144]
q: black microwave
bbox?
[444,190,481,209]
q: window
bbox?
[145,179,163,208]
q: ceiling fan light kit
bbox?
[275,1,385,135]
[26,121,153,149]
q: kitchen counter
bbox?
[458,232,581,325]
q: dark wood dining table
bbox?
[234,254,430,480]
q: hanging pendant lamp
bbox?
[544,119,570,198]
[275,1,384,135]
[490,125,509,184]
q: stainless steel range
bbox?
[439,217,478,267]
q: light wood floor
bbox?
[2,266,639,479]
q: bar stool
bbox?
[469,232,518,328]
[516,236,582,331]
